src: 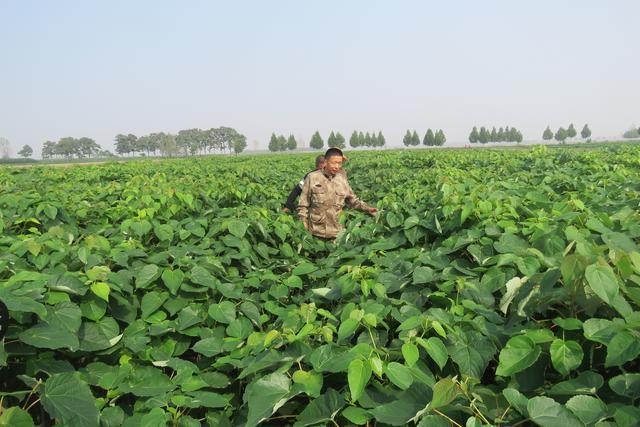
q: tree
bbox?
[310,131,324,149]
[623,127,640,139]
[567,123,577,139]
[286,135,297,150]
[424,129,435,146]
[469,126,479,143]
[377,131,386,147]
[411,130,420,146]
[581,124,591,139]
[358,131,365,147]
[115,134,136,156]
[435,129,446,146]
[479,127,489,144]
[232,133,247,154]
[364,132,372,147]
[402,130,413,147]
[276,135,287,151]
[497,127,505,142]
[509,127,519,142]
[268,133,279,152]
[490,127,498,143]
[42,140,56,159]
[349,131,359,148]
[327,131,336,148]
[334,132,346,149]
[555,127,568,143]
[159,133,179,157]
[18,144,33,158]
[543,126,553,141]
[515,130,523,143]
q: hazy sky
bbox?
[1,1,639,155]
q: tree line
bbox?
[41,137,107,159]
[269,130,387,152]
[403,129,446,147]
[543,124,590,143]
[469,126,523,144]
[115,127,247,157]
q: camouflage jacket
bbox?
[297,169,370,239]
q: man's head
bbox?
[323,147,344,176]
[315,155,325,170]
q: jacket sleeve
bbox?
[284,180,304,210]
[345,182,371,212]
[297,175,312,227]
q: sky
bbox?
[1,0,639,156]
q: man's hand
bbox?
[282,207,290,213]
[368,207,378,216]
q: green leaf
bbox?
[292,262,318,275]
[585,263,619,305]
[192,337,224,357]
[244,372,292,427]
[161,269,184,294]
[341,406,369,425]
[292,370,323,398]
[140,408,167,427]
[90,282,110,302]
[609,373,640,398]
[550,339,583,376]
[385,362,413,390]
[228,220,248,238]
[402,343,420,367]
[19,302,82,351]
[548,371,604,396]
[565,395,608,426]
[413,266,435,284]
[0,407,35,427]
[41,372,99,427]
[496,335,541,377]
[118,364,174,397]
[190,266,215,287]
[347,359,371,401]
[140,291,168,319]
[208,301,236,324]
[79,317,122,351]
[293,389,344,427]
[447,329,495,378]
[135,264,160,289]
[502,388,529,416]
[430,378,458,410]
[527,396,583,427]
[187,391,231,408]
[605,331,640,367]
[417,337,448,370]
[370,383,432,426]
[552,317,583,331]
[337,318,359,343]
[154,224,174,242]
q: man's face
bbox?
[324,155,343,176]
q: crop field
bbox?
[1,146,640,426]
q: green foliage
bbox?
[543,125,554,140]
[1,145,640,425]
[309,131,324,149]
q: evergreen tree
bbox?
[580,124,591,139]
[286,134,297,150]
[268,133,278,152]
[358,131,365,147]
[469,126,479,143]
[402,130,413,146]
[435,129,446,146]
[334,132,346,149]
[365,132,372,147]
[309,131,324,149]
[543,126,553,141]
[567,123,577,139]
[349,130,359,148]
[377,131,386,147]
[327,131,337,148]
[479,127,489,144]
[497,127,505,142]
[424,129,435,146]
[490,127,498,142]
[411,130,420,146]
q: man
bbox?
[298,147,376,240]
[283,155,326,212]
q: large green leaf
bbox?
[526,396,583,427]
[565,395,608,426]
[385,362,413,390]
[347,359,371,401]
[41,372,99,427]
[605,331,640,367]
[370,383,432,426]
[19,302,82,350]
[584,263,619,305]
[550,339,583,376]
[293,389,344,427]
[496,335,541,377]
[244,372,292,427]
[0,407,35,427]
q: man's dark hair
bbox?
[324,147,343,159]
[315,155,325,167]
